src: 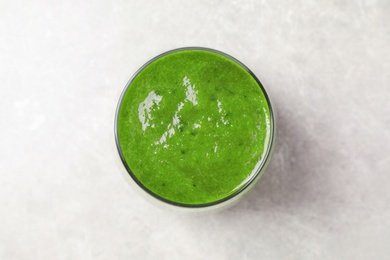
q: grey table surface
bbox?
[1,0,389,259]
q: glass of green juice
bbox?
[115,47,276,212]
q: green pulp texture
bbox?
[117,49,271,205]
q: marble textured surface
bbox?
[1,0,390,259]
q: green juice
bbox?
[116,48,273,206]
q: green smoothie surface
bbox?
[117,48,272,205]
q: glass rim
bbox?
[114,46,276,208]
